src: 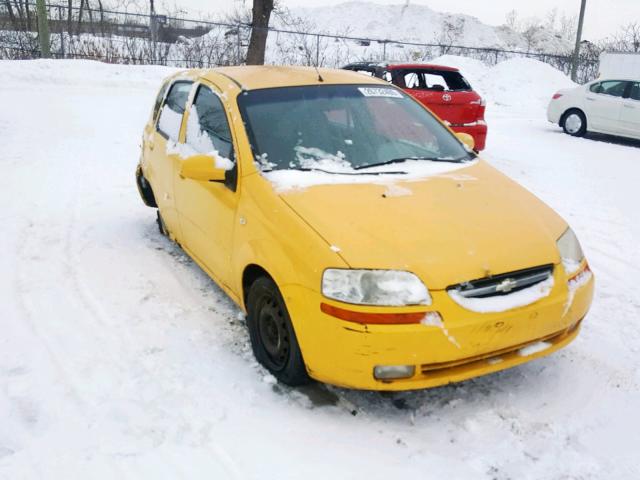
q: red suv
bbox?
[343,62,487,150]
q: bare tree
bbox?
[505,9,518,30]
[616,22,640,52]
[437,17,464,54]
[245,0,274,65]
[521,22,540,52]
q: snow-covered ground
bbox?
[1,58,639,479]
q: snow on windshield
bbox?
[239,83,474,190]
[262,153,476,192]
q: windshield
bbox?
[237,84,473,172]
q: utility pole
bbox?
[570,0,587,82]
[36,0,51,58]
[149,0,157,61]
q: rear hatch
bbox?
[390,68,484,125]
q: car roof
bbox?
[593,77,640,82]
[386,63,460,72]
[192,65,387,90]
[343,62,460,72]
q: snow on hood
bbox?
[277,160,566,290]
[262,158,477,192]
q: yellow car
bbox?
[135,66,594,391]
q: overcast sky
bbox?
[169,0,639,40]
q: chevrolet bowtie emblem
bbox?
[495,278,518,293]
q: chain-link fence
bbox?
[0,2,600,83]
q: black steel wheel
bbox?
[246,276,310,385]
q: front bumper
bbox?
[450,123,488,151]
[282,265,594,391]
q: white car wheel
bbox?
[562,110,587,137]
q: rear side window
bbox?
[593,80,627,98]
[394,69,471,91]
[186,86,234,160]
[157,81,192,141]
[151,81,170,121]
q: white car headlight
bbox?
[557,227,584,275]
[322,269,431,306]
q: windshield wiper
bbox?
[285,166,407,175]
[355,155,470,170]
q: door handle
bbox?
[586,97,595,101]
[623,104,635,109]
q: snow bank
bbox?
[406,55,574,111]
[429,55,491,91]
[477,58,575,109]
[0,59,175,89]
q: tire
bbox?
[156,210,169,237]
[246,276,310,386]
[136,165,157,207]
[562,109,587,137]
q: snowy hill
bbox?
[286,2,572,53]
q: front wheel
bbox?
[246,277,310,386]
[562,110,587,137]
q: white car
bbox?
[547,79,640,140]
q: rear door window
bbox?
[595,80,628,98]
[628,82,640,101]
[151,81,170,122]
[157,81,193,141]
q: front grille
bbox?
[448,264,553,299]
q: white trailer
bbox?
[599,52,640,79]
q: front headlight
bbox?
[557,227,584,275]
[322,269,431,306]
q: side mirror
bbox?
[179,154,227,182]
[455,132,475,151]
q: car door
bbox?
[146,80,193,239]
[583,80,627,133]
[620,81,640,139]
[174,82,239,289]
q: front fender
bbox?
[231,173,348,311]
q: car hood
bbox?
[278,160,566,290]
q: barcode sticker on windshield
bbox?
[358,87,403,98]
